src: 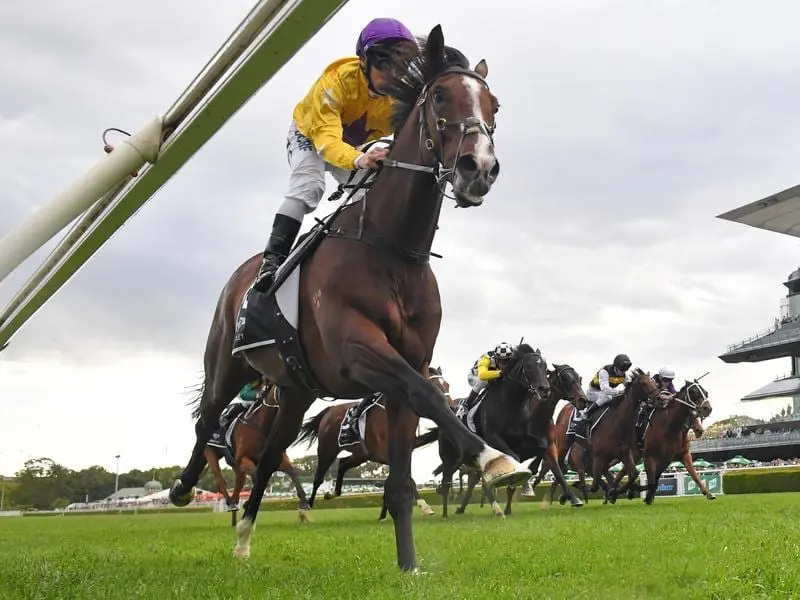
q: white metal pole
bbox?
[0,116,163,284]
[114,454,120,506]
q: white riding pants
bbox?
[277,121,390,221]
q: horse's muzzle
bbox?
[453,154,500,203]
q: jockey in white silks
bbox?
[573,353,633,425]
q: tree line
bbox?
[1,455,389,511]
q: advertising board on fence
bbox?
[683,472,723,496]
[639,469,724,498]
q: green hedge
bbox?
[723,466,800,495]
[257,482,607,512]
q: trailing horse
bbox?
[449,358,587,516]
[168,26,529,572]
[565,368,661,503]
[203,383,310,526]
[292,368,452,520]
[427,344,558,517]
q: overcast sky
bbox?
[2,0,800,481]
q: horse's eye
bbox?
[433,88,445,104]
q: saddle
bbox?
[231,167,389,395]
[338,394,385,448]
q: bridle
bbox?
[504,351,549,402]
[381,66,497,203]
[671,382,710,420]
[428,372,453,404]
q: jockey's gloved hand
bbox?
[613,383,626,395]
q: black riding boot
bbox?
[465,388,480,410]
[252,214,302,293]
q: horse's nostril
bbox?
[456,155,478,176]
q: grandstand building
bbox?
[690,184,800,462]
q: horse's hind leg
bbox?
[170,343,254,506]
[234,385,314,559]
[335,454,366,497]
[279,454,311,522]
[413,485,435,517]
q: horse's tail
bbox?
[185,373,206,420]
[414,427,440,449]
[293,407,330,449]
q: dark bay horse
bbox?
[568,369,661,503]
[203,383,310,526]
[427,344,551,517]
[456,362,588,516]
[292,368,452,519]
[638,379,715,504]
[168,26,530,572]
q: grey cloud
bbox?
[2,0,800,430]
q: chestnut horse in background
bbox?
[169,26,529,572]
[293,367,453,520]
[203,383,310,526]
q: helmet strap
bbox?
[362,55,388,96]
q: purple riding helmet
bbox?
[355,18,417,58]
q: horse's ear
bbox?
[426,25,445,63]
[474,59,488,78]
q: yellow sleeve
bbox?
[477,355,502,381]
[300,70,362,171]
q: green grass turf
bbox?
[1,493,798,599]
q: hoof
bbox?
[168,479,195,507]
[570,498,584,508]
[298,508,312,523]
[707,493,716,501]
[421,506,435,517]
[233,546,250,559]
[480,452,531,489]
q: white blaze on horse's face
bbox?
[450,73,499,207]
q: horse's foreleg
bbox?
[234,387,314,560]
[455,470,480,515]
[682,451,715,500]
[383,396,420,571]
[344,340,530,490]
[204,448,234,509]
[308,437,337,509]
[547,440,583,508]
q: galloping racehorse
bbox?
[292,368,453,519]
[168,26,529,572]
[449,359,587,516]
[203,383,311,526]
[637,379,715,504]
[427,344,553,517]
[566,369,661,503]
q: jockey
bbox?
[573,354,632,425]
[219,378,265,431]
[456,342,516,418]
[249,18,420,295]
[653,366,677,395]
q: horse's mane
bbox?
[384,35,472,131]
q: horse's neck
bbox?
[664,392,691,431]
[362,108,443,257]
[616,387,640,421]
